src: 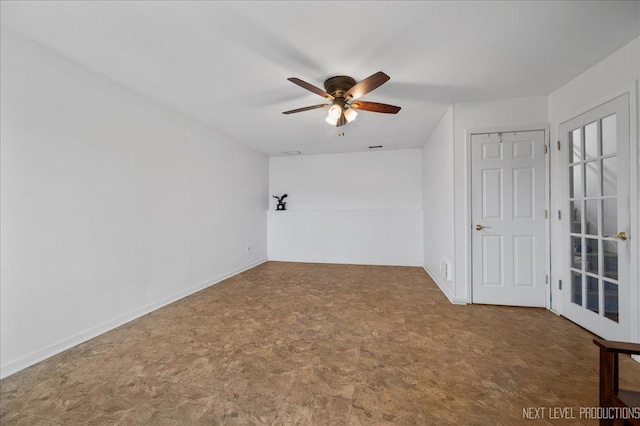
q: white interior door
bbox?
[559,94,631,341]
[471,130,547,307]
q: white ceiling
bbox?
[1,1,639,156]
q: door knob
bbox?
[616,231,628,240]
[606,231,628,241]
[475,224,486,231]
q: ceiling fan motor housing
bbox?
[323,76,356,98]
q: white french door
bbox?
[471,130,547,307]
[559,94,631,341]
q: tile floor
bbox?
[1,262,639,425]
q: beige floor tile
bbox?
[2,262,639,425]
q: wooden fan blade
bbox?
[282,104,329,114]
[287,78,334,100]
[350,101,401,114]
[344,71,390,100]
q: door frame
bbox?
[465,124,551,307]
[550,82,639,345]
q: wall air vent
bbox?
[284,151,301,155]
[440,258,452,281]
[369,145,383,149]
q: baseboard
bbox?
[422,265,467,305]
[0,258,267,379]
[267,257,422,267]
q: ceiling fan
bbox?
[282,71,401,127]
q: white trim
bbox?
[0,258,268,379]
[268,258,422,267]
[630,80,639,348]
[555,83,640,127]
[423,265,467,305]
[464,123,550,306]
[451,106,459,302]
[550,120,564,316]
[464,127,472,304]
[543,125,552,310]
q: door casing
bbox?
[464,124,551,307]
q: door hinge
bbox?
[557,210,562,220]
[559,280,563,290]
[545,274,549,284]
[557,140,561,150]
[544,209,548,219]
[543,144,548,154]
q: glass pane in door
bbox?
[603,281,619,322]
[571,236,582,269]
[602,115,616,156]
[585,160,599,197]
[585,122,598,159]
[585,238,598,274]
[570,165,582,198]
[602,199,617,236]
[584,200,598,235]
[571,271,582,306]
[586,276,599,313]
[603,241,618,280]
[570,128,582,163]
[570,200,582,233]
[602,157,617,196]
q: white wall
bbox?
[548,38,639,124]
[269,150,422,211]
[547,37,639,344]
[421,106,455,300]
[452,96,549,303]
[268,150,423,266]
[0,29,268,378]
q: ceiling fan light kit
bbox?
[327,103,342,119]
[283,71,401,127]
[325,113,338,126]
[343,108,357,123]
